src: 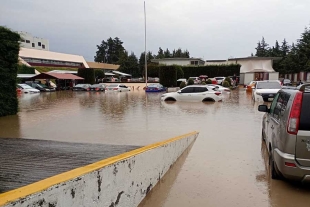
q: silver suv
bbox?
[258,84,310,182]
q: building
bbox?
[18,31,49,51]
[19,48,89,68]
[151,58,205,66]
[206,57,281,84]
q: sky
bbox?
[1,0,310,61]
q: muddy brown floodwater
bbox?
[1,87,310,206]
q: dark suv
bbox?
[258,84,310,182]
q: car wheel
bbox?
[269,151,281,180]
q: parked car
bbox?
[72,84,91,91]
[258,84,310,181]
[89,84,106,92]
[161,85,222,102]
[26,82,55,92]
[207,84,231,92]
[106,84,131,92]
[252,81,282,102]
[244,81,256,92]
[214,77,226,85]
[17,84,40,93]
[279,78,292,86]
[145,84,166,92]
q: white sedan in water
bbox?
[106,84,131,92]
[17,84,40,93]
[161,85,222,102]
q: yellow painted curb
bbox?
[0,131,199,206]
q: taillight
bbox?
[113,88,118,90]
[287,91,303,135]
[87,88,90,91]
[155,88,158,90]
[215,92,221,96]
[95,88,99,91]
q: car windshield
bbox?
[108,85,119,87]
[19,84,32,89]
[148,84,159,87]
[256,82,281,89]
[38,84,47,88]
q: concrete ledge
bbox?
[0,131,199,207]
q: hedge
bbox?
[159,65,177,87]
[17,64,35,74]
[182,64,240,78]
[0,26,20,117]
[78,68,95,84]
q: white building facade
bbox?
[151,58,205,66]
[18,31,49,51]
[206,57,280,85]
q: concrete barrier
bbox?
[0,131,199,207]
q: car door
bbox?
[193,87,209,101]
[178,87,194,101]
[265,93,280,151]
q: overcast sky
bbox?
[1,0,310,61]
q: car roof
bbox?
[185,85,212,88]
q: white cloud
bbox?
[1,0,310,61]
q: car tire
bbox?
[269,152,281,180]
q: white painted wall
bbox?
[2,133,198,207]
[18,31,49,51]
[269,72,279,80]
[243,73,254,85]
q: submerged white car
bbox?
[17,84,40,93]
[252,81,282,102]
[161,85,222,102]
[106,84,131,92]
[207,84,231,93]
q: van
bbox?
[258,84,310,182]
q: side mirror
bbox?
[258,105,269,113]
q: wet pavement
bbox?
[0,138,139,193]
[1,87,310,206]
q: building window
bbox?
[32,43,35,47]
[26,40,30,43]
[42,44,45,49]
[21,39,25,42]
[38,42,41,46]
[190,61,198,65]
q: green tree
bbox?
[280,39,290,57]
[164,48,171,58]
[157,47,165,59]
[94,37,125,64]
[272,40,281,57]
[255,37,269,57]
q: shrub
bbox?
[201,81,206,85]
[206,79,212,84]
[78,68,95,84]
[180,81,186,88]
[159,65,177,87]
[17,64,35,74]
[187,78,194,85]
[175,65,184,80]
[0,26,20,117]
[222,81,230,87]
[224,77,232,86]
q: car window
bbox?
[272,92,291,120]
[269,93,280,115]
[299,93,310,131]
[193,87,208,93]
[181,87,194,93]
[256,82,281,89]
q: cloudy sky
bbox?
[1,0,310,61]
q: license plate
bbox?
[268,98,273,101]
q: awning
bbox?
[112,71,132,76]
[105,72,115,76]
[48,70,78,74]
[31,73,84,80]
[17,74,36,78]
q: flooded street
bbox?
[1,88,310,206]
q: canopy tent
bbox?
[47,70,78,74]
[112,71,132,77]
[17,74,36,78]
[31,73,84,80]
